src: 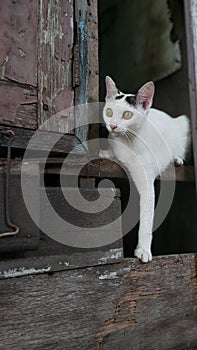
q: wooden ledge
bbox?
[0,158,195,182]
[43,158,195,182]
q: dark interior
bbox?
[98,0,197,257]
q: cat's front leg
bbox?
[134,182,155,263]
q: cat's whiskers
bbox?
[106,123,136,143]
[123,128,136,142]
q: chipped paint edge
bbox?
[0,266,51,278]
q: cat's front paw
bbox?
[134,247,152,263]
[175,157,184,166]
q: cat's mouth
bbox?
[108,124,136,141]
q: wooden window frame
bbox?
[0,0,99,156]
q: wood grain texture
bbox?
[38,0,74,133]
[0,249,123,279]
[0,1,38,129]
[0,0,38,86]
[0,254,196,350]
[0,126,86,154]
[87,0,99,104]
[74,0,89,144]
[87,0,100,154]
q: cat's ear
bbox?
[136,82,155,110]
[105,76,118,100]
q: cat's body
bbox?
[101,76,191,263]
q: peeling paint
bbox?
[38,0,74,131]
[18,48,26,57]
[99,248,123,263]
[0,0,38,85]
[0,55,9,80]
[99,271,118,280]
[97,269,161,347]
[0,85,37,121]
[0,266,51,278]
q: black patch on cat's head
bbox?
[126,95,136,106]
[115,95,125,100]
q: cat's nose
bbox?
[110,124,117,131]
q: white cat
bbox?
[100,76,191,263]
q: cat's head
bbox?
[103,76,155,135]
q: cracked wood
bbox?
[0,254,196,349]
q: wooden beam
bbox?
[0,126,86,154]
[0,254,196,349]
[43,158,195,182]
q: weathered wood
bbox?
[0,249,123,279]
[0,0,38,129]
[38,0,74,133]
[184,0,197,190]
[0,0,38,86]
[0,126,86,154]
[0,83,38,129]
[0,0,96,146]
[74,0,89,144]
[40,187,123,252]
[0,164,40,252]
[87,0,99,104]
[0,254,196,349]
[87,0,100,153]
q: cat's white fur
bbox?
[101,76,191,263]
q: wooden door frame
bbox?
[184,0,197,189]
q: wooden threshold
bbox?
[0,253,196,349]
[0,157,195,182]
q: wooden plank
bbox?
[87,0,99,104]
[38,0,74,133]
[0,83,38,129]
[0,249,123,279]
[0,254,196,349]
[0,0,38,86]
[184,0,197,190]
[87,0,100,154]
[0,126,86,154]
[43,158,195,182]
[74,0,89,144]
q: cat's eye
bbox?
[106,108,113,117]
[123,111,133,120]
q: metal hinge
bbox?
[73,43,80,87]
[0,128,20,237]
